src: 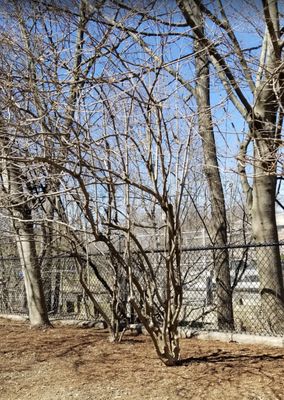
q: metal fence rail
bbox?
[1,243,284,336]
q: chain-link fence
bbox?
[1,243,284,336]
[0,255,113,321]
[179,243,284,336]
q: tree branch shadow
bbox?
[177,350,284,366]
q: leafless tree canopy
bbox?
[0,0,283,364]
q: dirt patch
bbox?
[0,318,283,400]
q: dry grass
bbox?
[0,318,284,400]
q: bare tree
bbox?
[2,0,284,363]
[185,0,233,329]
[0,127,51,328]
[92,0,234,330]
[177,0,284,332]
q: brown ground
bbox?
[0,318,283,400]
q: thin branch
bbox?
[237,134,253,216]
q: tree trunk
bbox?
[40,181,58,313]
[15,219,51,328]
[192,3,234,330]
[52,271,61,315]
[249,3,284,333]
[130,298,181,366]
[251,161,284,333]
[0,128,51,328]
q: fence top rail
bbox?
[176,241,284,252]
[0,241,284,263]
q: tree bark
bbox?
[189,0,234,330]
[249,2,284,332]
[251,173,284,333]
[177,0,284,333]
[15,218,51,328]
[0,129,51,328]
